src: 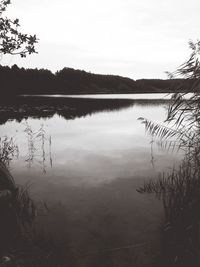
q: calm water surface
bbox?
[0,94,181,266]
[24,93,170,99]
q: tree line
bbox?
[0,64,189,97]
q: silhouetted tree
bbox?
[0,0,37,57]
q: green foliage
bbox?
[0,0,37,57]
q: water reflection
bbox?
[138,153,200,266]
[0,96,170,125]
[0,95,181,266]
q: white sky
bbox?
[2,0,200,79]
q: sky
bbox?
[2,0,200,79]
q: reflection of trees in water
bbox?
[0,96,170,125]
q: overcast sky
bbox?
[2,0,200,79]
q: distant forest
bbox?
[0,64,191,96]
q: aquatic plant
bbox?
[138,40,200,267]
[24,122,52,173]
[138,150,200,266]
[0,161,36,227]
[0,160,36,267]
[0,136,19,165]
[139,40,200,151]
[0,125,36,247]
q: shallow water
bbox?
[0,94,181,266]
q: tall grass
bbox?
[0,136,19,165]
[0,161,36,227]
[24,122,52,173]
[0,138,36,261]
[138,40,200,267]
[138,151,200,266]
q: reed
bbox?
[138,40,200,266]
[0,161,36,266]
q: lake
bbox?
[0,94,181,266]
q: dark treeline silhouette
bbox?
[0,64,190,96]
